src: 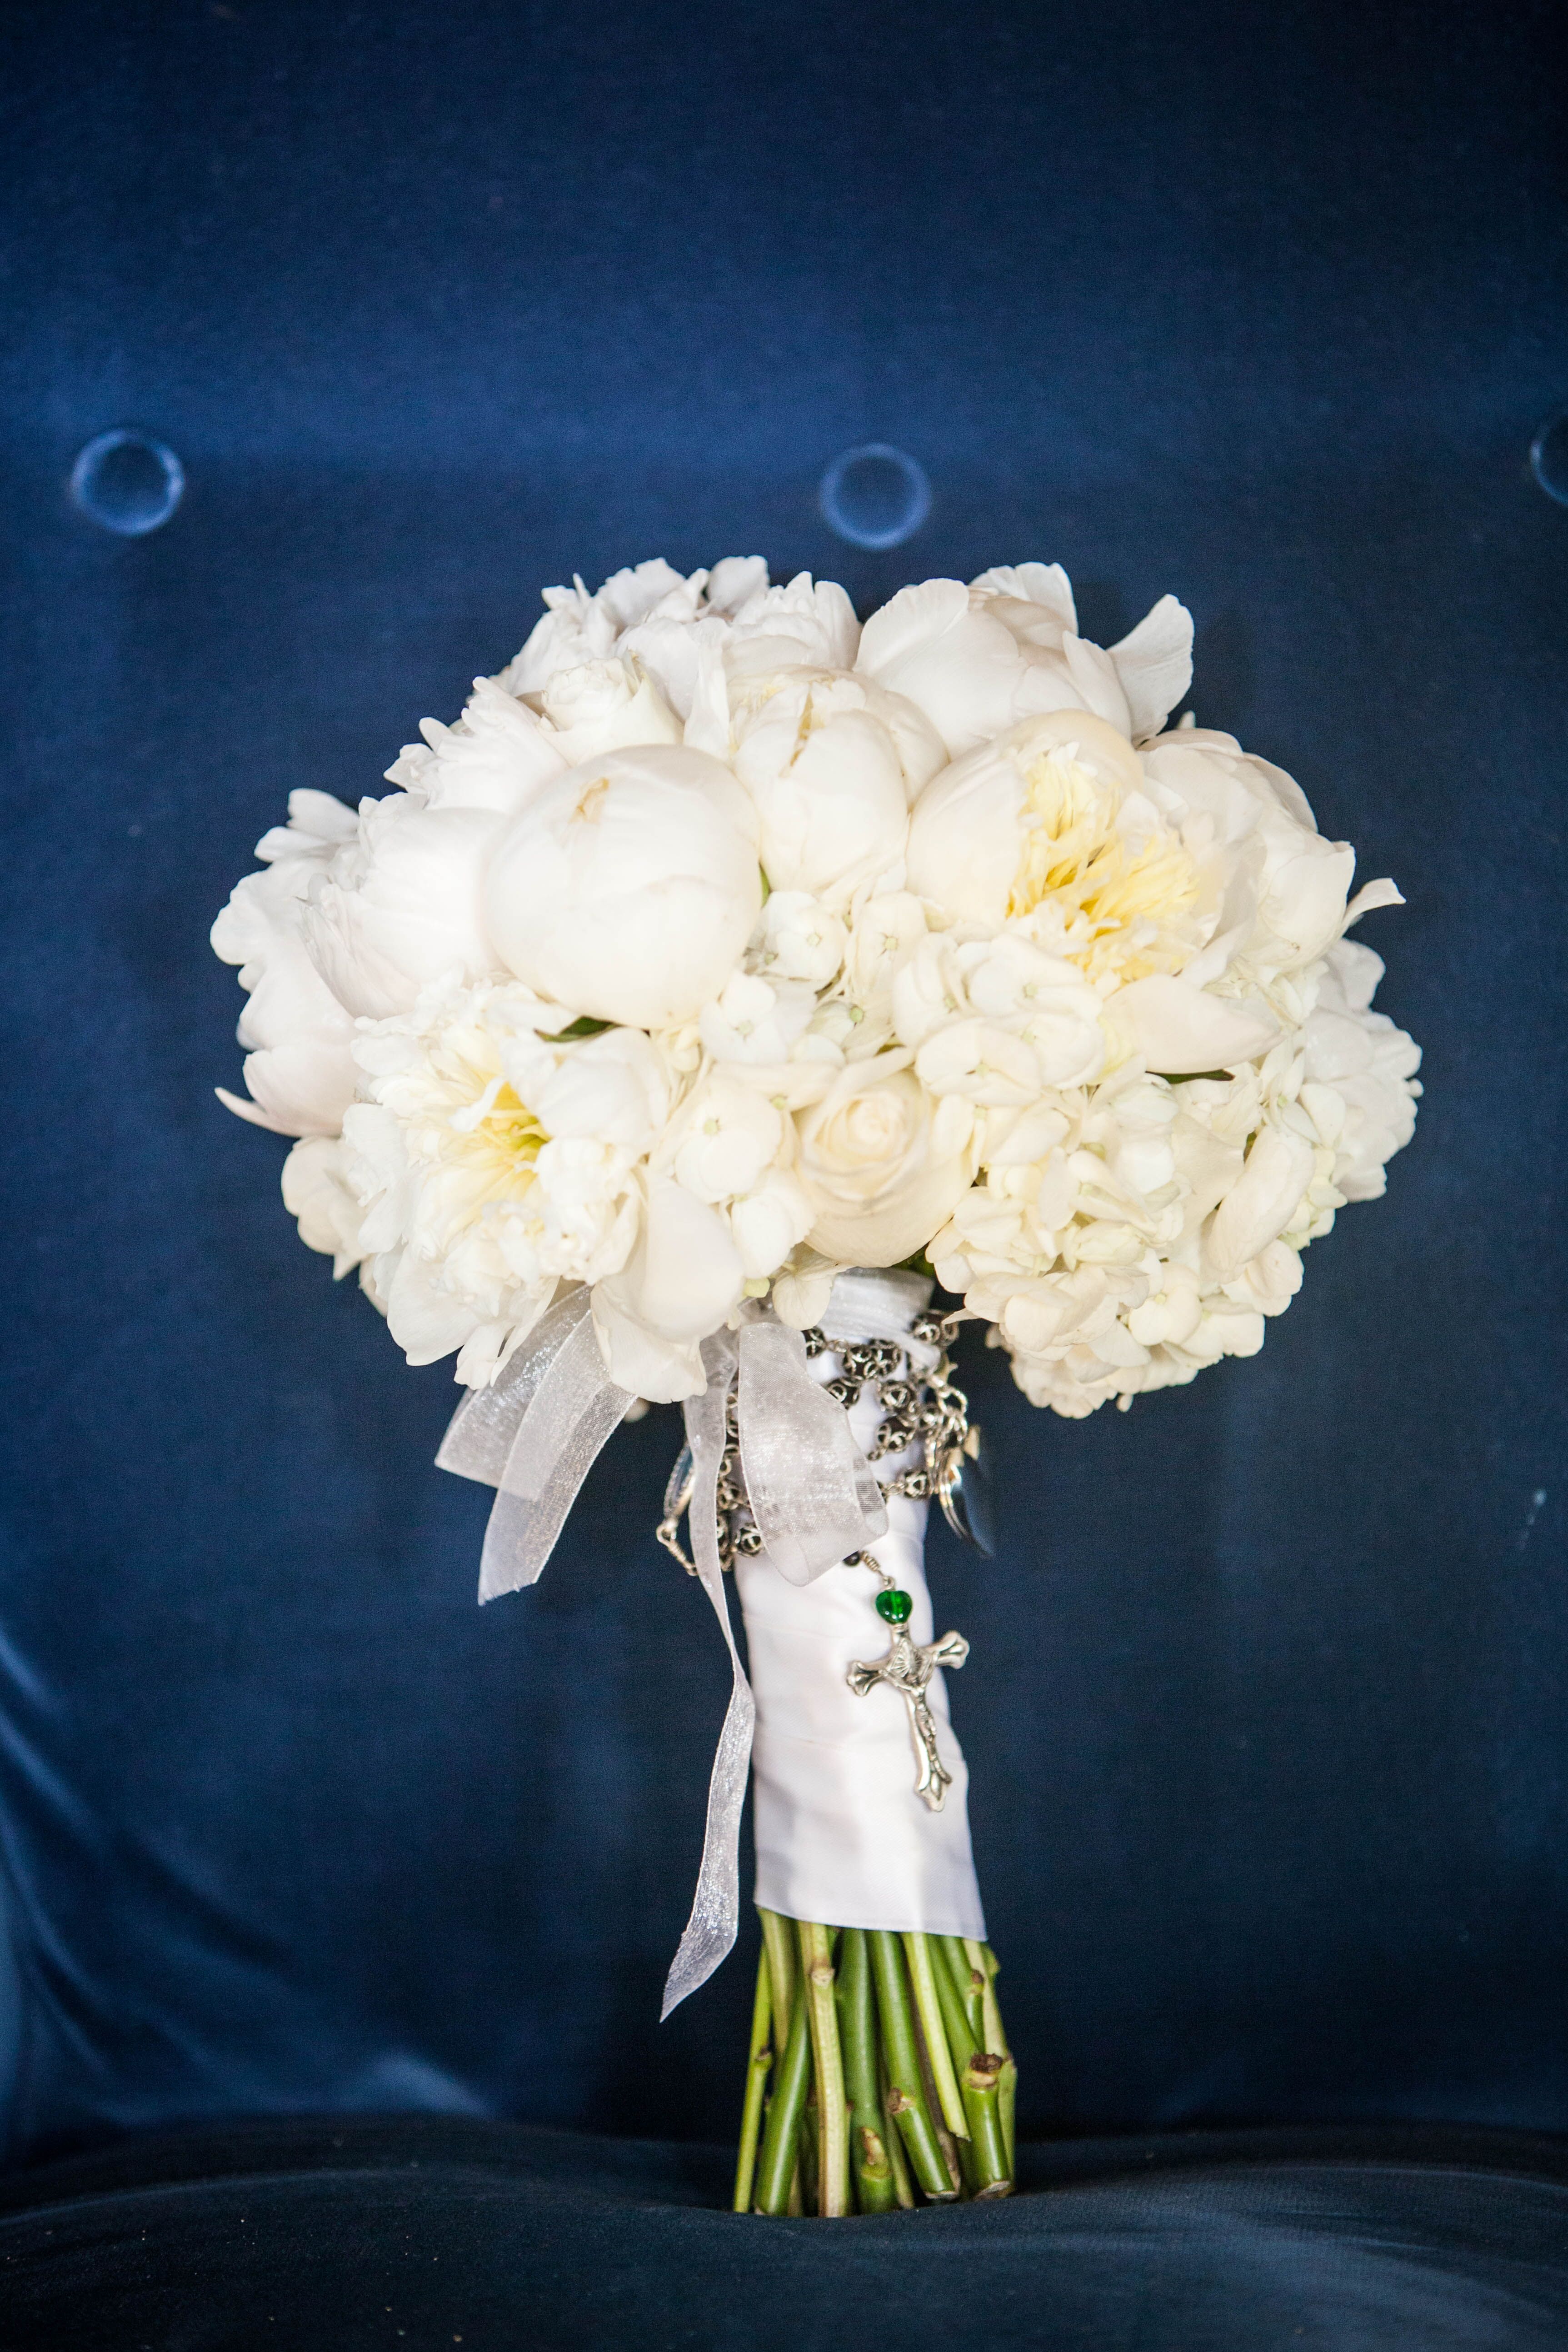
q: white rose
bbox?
[303,795,506,1019]
[795,1052,974,1266]
[485,745,761,1030]
[729,671,914,909]
[212,788,361,1134]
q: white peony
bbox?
[484,744,762,1030]
[303,795,508,1021]
[211,789,361,1135]
[385,674,568,816]
[728,669,934,909]
[857,569,1193,758]
[215,554,1418,1415]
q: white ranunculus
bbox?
[795,1051,974,1266]
[730,670,913,909]
[212,788,362,1135]
[485,745,762,1030]
[303,795,507,1021]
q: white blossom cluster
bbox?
[213,557,1420,1412]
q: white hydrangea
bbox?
[214,557,1420,1411]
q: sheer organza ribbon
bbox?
[435,1286,890,2012]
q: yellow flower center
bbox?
[1007,748,1201,986]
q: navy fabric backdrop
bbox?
[0,0,1564,2172]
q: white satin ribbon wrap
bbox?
[435,1270,983,2010]
[739,1301,986,1944]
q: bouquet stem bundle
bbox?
[734,1909,1014,2216]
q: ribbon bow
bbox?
[435,1285,890,2012]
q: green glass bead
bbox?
[875,1588,913,1625]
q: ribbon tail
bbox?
[479,1306,634,1599]
[659,1590,754,2018]
[435,1285,589,1487]
[661,1336,754,2018]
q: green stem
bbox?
[731,1945,773,2214]
[799,2084,820,2212]
[867,1929,957,2201]
[974,1939,1008,2065]
[962,2052,1012,2196]
[901,1933,969,2141]
[838,1929,895,2214]
[753,1961,812,2214]
[998,2056,1017,2180]
[797,1922,851,2217]
[760,1908,798,2032]
[977,1943,1015,2177]
[941,1934,986,2049]
[878,2055,917,2208]
[929,1941,1010,2193]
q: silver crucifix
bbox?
[846,1626,970,1812]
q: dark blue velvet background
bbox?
[0,0,1564,2171]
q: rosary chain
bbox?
[659,1308,975,1574]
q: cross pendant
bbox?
[846,1625,970,1811]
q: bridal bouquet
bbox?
[214,554,1420,2213]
